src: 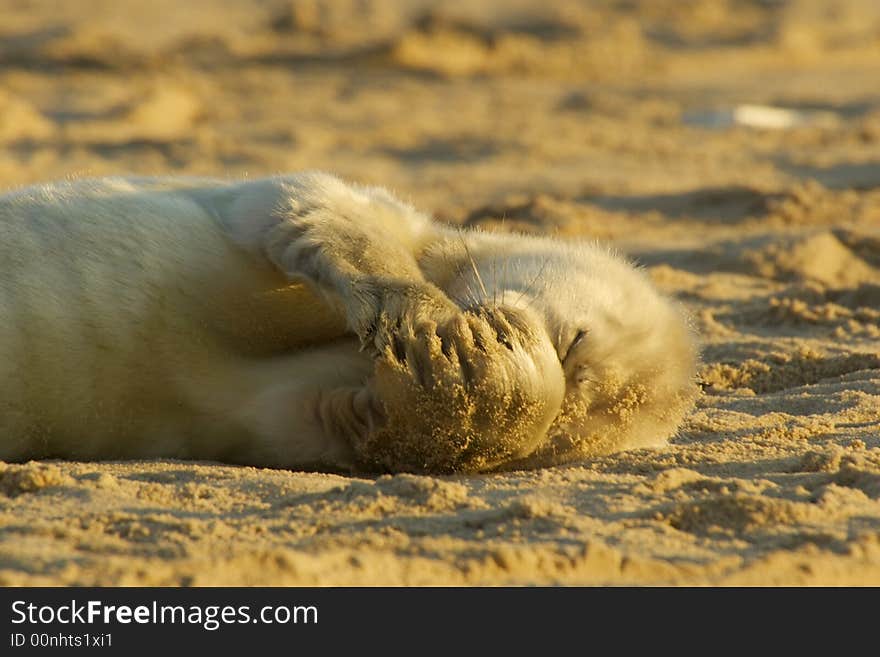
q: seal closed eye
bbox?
[561,328,588,365]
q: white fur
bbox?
[0,173,698,473]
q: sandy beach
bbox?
[1,0,879,585]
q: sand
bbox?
[1,0,879,585]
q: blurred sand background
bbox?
[1,0,880,585]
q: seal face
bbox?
[0,173,698,473]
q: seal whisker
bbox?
[450,255,481,310]
[491,253,498,310]
[515,256,550,309]
[456,264,481,309]
[457,228,488,302]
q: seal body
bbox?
[0,173,698,473]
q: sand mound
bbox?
[701,348,880,395]
[63,84,203,144]
[741,231,878,286]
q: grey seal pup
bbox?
[0,173,698,473]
